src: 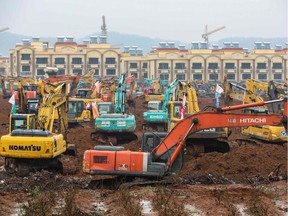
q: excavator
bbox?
[42,67,91,124]
[142,79,179,131]
[16,77,38,114]
[91,73,137,145]
[0,76,19,99]
[144,78,164,104]
[0,82,76,177]
[223,81,287,144]
[83,97,287,177]
[166,81,230,153]
[267,80,287,113]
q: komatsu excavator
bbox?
[223,81,287,143]
[0,82,76,176]
[83,98,287,177]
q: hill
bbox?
[0,31,287,56]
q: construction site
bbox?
[0,72,287,216]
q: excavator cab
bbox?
[68,100,90,123]
[97,102,113,114]
[9,114,36,133]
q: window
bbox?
[93,156,108,164]
[142,63,148,68]
[131,72,138,78]
[130,63,138,68]
[58,69,65,75]
[225,63,235,69]
[272,63,282,69]
[193,74,202,80]
[143,72,148,78]
[88,58,99,64]
[160,73,169,80]
[257,63,266,69]
[241,63,251,69]
[176,74,186,80]
[192,63,202,69]
[55,58,65,64]
[274,74,282,80]
[208,63,218,69]
[21,54,31,60]
[72,58,82,64]
[258,74,267,80]
[73,69,82,75]
[158,63,169,69]
[22,65,30,72]
[242,74,251,80]
[106,69,116,75]
[37,69,45,75]
[227,74,235,80]
[0,68,5,73]
[105,58,116,64]
[36,58,48,64]
[175,63,185,69]
[209,74,218,80]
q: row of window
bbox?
[157,73,282,81]
[21,55,116,65]
[157,62,283,70]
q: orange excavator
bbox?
[83,97,287,177]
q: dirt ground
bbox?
[0,94,287,215]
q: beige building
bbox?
[0,56,9,76]
[9,38,288,83]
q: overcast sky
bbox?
[0,0,287,42]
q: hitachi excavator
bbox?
[0,82,76,177]
[223,80,287,144]
[83,97,287,177]
[91,73,137,145]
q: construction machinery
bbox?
[0,75,18,99]
[42,67,92,124]
[16,77,38,114]
[142,79,179,131]
[223,81,287,143]
[0,82,76,176]
[144,78,164,103]
[83,98,287,177]
[91,74,137,145]
[267,81,287,113]
[202,25,226,44]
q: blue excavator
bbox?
[142,79,179,131]
[91,74,137,145]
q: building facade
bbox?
[0,56,9,76]
[8,38,288,83]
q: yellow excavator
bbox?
[0,82,76,176]
[223,80,287,144]
[167,81,230,153]
[144,77,164,104]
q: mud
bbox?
[0,94,287,215]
